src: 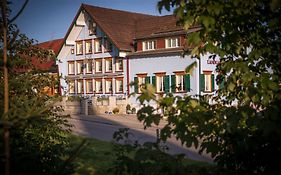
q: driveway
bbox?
[68,114,213,163]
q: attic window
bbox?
[89,19,96,35]
[165,38,180,48]
[143,40,156,51]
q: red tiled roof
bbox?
[82,4,156,51]
[32,38,64,72]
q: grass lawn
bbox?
[67,134,212,175]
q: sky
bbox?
[10,0,172,43]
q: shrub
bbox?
[113,107,120,114]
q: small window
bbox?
[85,59,93,74]
[68,81,75,94]
[95,59,102,73]
[175,74,185,92]
[200,72,215,92]
[95,79,103,93]
[156,76,165,93]
[142,40,156,51]
[76,61,83,75]
[105,79,112,94]
[85,40,92,54]
[165,38,180,48]
[94,38,102,53]
[76,41,83,55]
[116,58,123,72]
[116,78,123,93]
[68,61,75,75]
[71,48,74,54]
[89,20,96,35]
[105,58,112,72]
[86,79,93,93]
[77,80,83,94]
[104,38,113,52]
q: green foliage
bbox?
[1,10,74,174]
[110,128,213,175]
[140,0,281,174]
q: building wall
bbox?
[128,53,199,109]
[57,12,127,98]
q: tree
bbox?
[133,0,281,174]
[1,1,74,174]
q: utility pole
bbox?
[1,0,10,174]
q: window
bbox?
[76,41,83,55]
[171,72,190,93]
[105,58,112,72]
[77,80,83,94]
[94,38,102,53]
[152,73,169,93]
[71,48,74,54]
[68,61,75,75]
[95,79,102,93]
[85,59,93,74]
[76,61,83,75]
[116,58,123,71]
[88,20,96,35]
[142,40,156,51]
[95,59,102,73]
[68,81,75,94]
[104,38,113,52]
[105,79,112,94]
[156,76,165,93]
[86,79,93,93]
[115,78,123,93]
[165,38,180,48]
[134,74,150,93]
[200,72,214,92]
[85,40,92,54]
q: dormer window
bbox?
[165,38,180,48]
[142,40,156,51]
[89,19,96,35]
[104,37,113,52]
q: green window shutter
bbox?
[134,77,138,93]
[219,75,225,89]
[152,76,156,87]
[164,75,170,93]
[200,74,205,92]
[145,76,150,84]
[184,74,191,92]
[211,74,215,91]
[171,75,176,93]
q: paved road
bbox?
[68,114,213,163]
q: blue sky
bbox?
[10,0,172,43]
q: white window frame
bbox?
[176,74,185,92]
[77,80,83,94]
[104,38,112,52]
[88,20,96,35]
[138,77,146,93]
[105,59,112,72]
[85,60,93,74]
[68,81,75,94]
[94,38,102,53]
[105,79,113,93]
[142,40,156,51]
[115,79,123,93]
[116,59,123,71]
[85,40,92,54]
[76,61,83,75]
[85,79,93,93]
[165,38,179,48]
[156,76,164,93]
[205,74,212,92]
[95,59,102,73]
[95,79,102,93]
[76,41,83,55]
[68,62,75,75]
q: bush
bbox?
[113,107,119,114]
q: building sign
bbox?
[207,59,220,64]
